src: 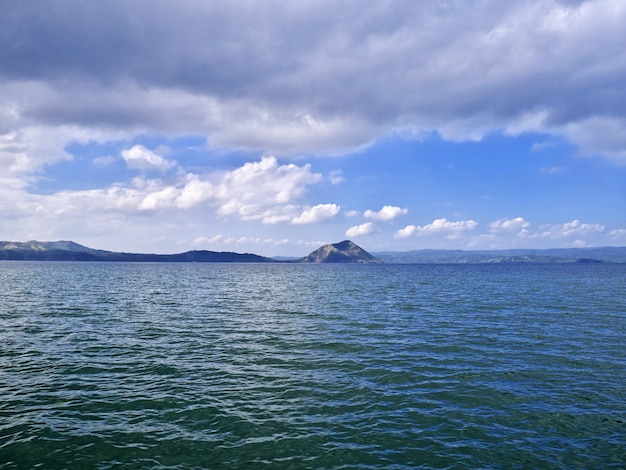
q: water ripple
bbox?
[0,262,624,468]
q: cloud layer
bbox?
[1,0,626,173]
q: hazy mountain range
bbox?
[372,247,626,264]
[0,240,378,263]
[1,240,625,263]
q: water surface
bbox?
[1,262,624,468]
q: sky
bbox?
[1,0,625,256]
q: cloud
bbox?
[395,218,478,238]
[328,170,344,184]
[364,205,408,221]
[2,156,323,220]
[0,0,625,162]
[489,217,531,233]
[210,157,322,219]
[609,228,626,240]
[193,235,325,251]
[395,226,418,238]
[346,222,374,238]
[539,219,605,238]
[93,155,116,167]
[121,145,176,172]
[561,117,626,163]
[194,235,224,245]
[0,150,347,255]
[292,204,340,224]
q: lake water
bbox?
[0,262,624,469]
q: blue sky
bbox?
[1,0,624,256]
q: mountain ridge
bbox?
[0,240,275,263]
[1,240,625,263]
[372,247,626,263]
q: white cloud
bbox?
[93,155,116,167]
[121,145,176,172]
[0,1,625,162]
[259,206,298,225]
[213,157,322,220]
[192,235,324,254]
[395,218,478,239]
[609,228,626,240]
[289,203,340,225]
[194,235,224,245]
[531,141,554,152]
[489,217,531,233]
[561,117,626,163]
[0,125,82,176]
[292,204,340,225]
[0,153,339,255]
[539,219,605,238]
[328,170,344,184]
[395,225,419,239]
[346,222,374,238]
[1,156,324,222]
[364,205,408,221]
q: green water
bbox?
[1,262,625,469]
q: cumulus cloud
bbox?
[395,218,478,239]
[395,226,416,239]
[539,219,605,238]
[2,156,323,220]
[0,1,625,162]
[609,228,626,239]
[292,204,340,225]
[121,145,176,172]
[346,222,374,238]
[0,124,87,176]
[364,205,408,221]
[489,217,531,234]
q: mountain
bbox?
[0,240,101,253]
[0,240,275,263]
[300,240,382,263]
[372,247,626,264]
[0,239,381,263]
[2,240,625,264]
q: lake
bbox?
[1,262,624,469]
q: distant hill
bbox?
[300,240,382,263]
[1,240,625,264]
[0,240,275,263]
[373,247,626,264]
[0,240,105,254]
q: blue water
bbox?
[0,262,624,469]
